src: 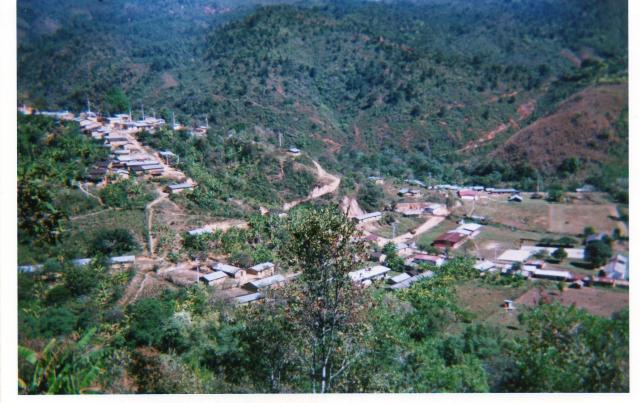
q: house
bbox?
[425,203,448,216]
[288,147,301,155]
[509,194,523,202]
[486,187,518,194]
[602,254,628,280]
[348,265,391,284]
[389,273,412,284]
[497,249,532,263]
[410,254,445,267]
[354,211,382,224]
[211,262,246,279]
[247,262,276,277]
[243,274,286,292]
[140,164,164,175]
[18,264,43,273]
[235,293,263,304]
[159,150,177,165]
[187,227,213,236]
[576,184,596,193]
[473,260,495,272]
[200,271,227,286]
[166,182,196,194]
[389,271,434,289]
[457,189,478,200]
[453,223,482,238]
[530,193,544,199]
[404,179,426,187]
[398,188,422,198]
[471,186,485,191]
[432,232,466,249]
[109,255,135,267]
[368,176,384,185]
[395,242,413,257]
[532,269,574,282]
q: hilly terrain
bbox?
[18,0,628,187]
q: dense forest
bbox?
[18,0,628,192]
[18,206,629,393]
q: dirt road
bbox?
[283,160,341,211]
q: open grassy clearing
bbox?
[456,195,549,232]
[548,203,624,235]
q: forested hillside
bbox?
[18,0,628,188]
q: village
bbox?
[18,105,629,316]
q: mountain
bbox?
[17,0,628,186]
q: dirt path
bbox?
[391,216,445,243]
[283,160,341,211]
[145,190,168,256]
[69,207,119,221]
[77,182,104,206]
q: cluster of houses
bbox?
[471,244,630,288]
[346,263,436,290]
[193,261,291,304]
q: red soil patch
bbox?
[161,72,178,89]
[491,84,627,173]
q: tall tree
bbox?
[279,206,369,393]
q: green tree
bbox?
[90,228,139,256]
[357,182,384,212]
[504,304,628,392]
[551,247,568,262]
[279,206,369,393]
[585,240,612,268]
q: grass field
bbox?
[548,203,624,235]
[457,196,549,232]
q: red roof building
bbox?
[432,232,467,249]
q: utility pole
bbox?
[128,106,132,120]
[392,222,397,239]
[141,102,145,120]
[172,111,176,128]
[87,97,91,114]
[278,132,283,148]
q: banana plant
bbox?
[18,328,102,394]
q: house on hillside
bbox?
[576,184,596,193]
[432,232,466,249]
[243,274,286,292]
[454,223,482,238]
[486,187,518,194]
[368,176,384,185]
[354,211,382,224]
[389,273,411,284]
[348,265,391,285]
[395,243,413,257]
[200,271,227,286]
[398,188,422,198]
[247,262,275,278]
[288,147,301,155]
[211,262,246,280]
[457,189,478,200]
[389,271,434,289]
[235,292,263,304]
[602,254,629,280]
[409,254,445,267]
[166,182,196,194]
[473,260,496,272]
